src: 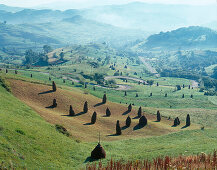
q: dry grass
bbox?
[9,79,199,142]
[86,151,217,170]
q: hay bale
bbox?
[91,143,106,160]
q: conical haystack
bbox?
[91,143,106,160]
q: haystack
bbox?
[91,143,106,160]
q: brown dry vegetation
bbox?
[9,79,198,142]
[86,151,217,170]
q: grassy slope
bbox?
[0,73,216,169]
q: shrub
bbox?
[191,94,193,98]
[139,115,147,127]
[83,101,88,113]
[116,120,122,135]
[182,94,185,98]
[55,124,70,137]
[150,92,152,97]
[138,107,142,118]
[186,114,190,127]
[157,110,161,122]
[126,116,131,127]
[106,108,111,117]
[16,129,25,135]
[69,105,75,116]
[91,112,97,124]
[102,94,107,104]
[136,93,138,97]
[52,81,56,92]
[165,93,167,97]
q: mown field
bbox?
[0,70,217,169]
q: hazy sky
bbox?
[0,0,217,9]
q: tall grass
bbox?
[86,151,216,170]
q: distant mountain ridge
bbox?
[136,26,217,50]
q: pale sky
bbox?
[0,0,217,9]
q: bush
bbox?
[16,129,25,135]
[91,112,97,124]
[116,120,122,135]
[173,117,180,126]
[55,124,70,137]
[176,85,181,91]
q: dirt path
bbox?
[105,76,146,83]
[139,56,160,77]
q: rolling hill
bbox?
[135,26,217,50]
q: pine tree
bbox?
[52,81,57,92]
[91,112,97,124]
[83,101,88,113]
[182,94,185,98]
[72,81,74,85]
[49,77,51,81]
[138,107,142,118]
[173,117,180,126]
[84,83,87,88]
[106,108,111,117]
[69,105,75,116]
[6,69,8,73]
[157,82,159,86]
[63,79,65,83]
[124,91,127,96]
[126,116,131,127]
[139,115,147,127]
[183,84,185,88]
[53,99,57,107]
[128,104,132,112]
[157,110,161,122]
[188,85,191,89]
[102,94,107,104]
[150,92,152,97]
[116,120,122,135]
[186,114,190,127]
[165,93,167,97]
[30,74,32,78]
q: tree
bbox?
[157,110,161,122]
[139,115,147,127]
[136,93,139,97]
[191,94,193,98]
[69,105,75,116]
[188,85,191,89]
[30,74,32,78]
[84,83,87,88]
[156,82,159,86]
[186,114,190,127]
[182,94,185,98]
[91,112,97,124]
[83,101,88,113]
[53,99,57,107]
[43,45,52,54]
[63,79,66,83]
[116,120,122,135]
[124,91,127,96]
[183,84,185,88]
[138,107,142,118]
[52,81,56,92]
[126,116,131,127]
[128,104,132,112]
[176,85,181,91]
[15,70,18,74]
[106,108,111,117]
[150,92,152,97]
[93,87,96,91]
[165,93,167,97]
[102,94,107,104]
[5,69,8,73]
[60,52,64,61]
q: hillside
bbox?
[137,26,217,50]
